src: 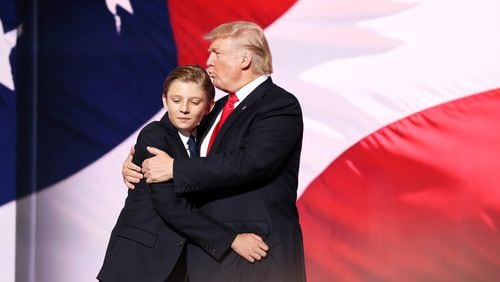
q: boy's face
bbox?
[163,80,214,135]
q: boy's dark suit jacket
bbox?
[174,78,307,282]
[97,113,237,282]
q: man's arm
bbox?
[141,146,173,184]
[173,92,303,193]
[139,92,302,191]
[133,126,268,262]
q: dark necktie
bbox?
[187,135,198,158]
[207,93,239,153]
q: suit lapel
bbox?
[209,78,274,154]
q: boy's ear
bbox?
[206,100,215,114]
[162,96,168,108]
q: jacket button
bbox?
[177,240,184,247]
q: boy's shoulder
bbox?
[136,120,168,142]
[140,120,163,134]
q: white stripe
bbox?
[22,111,163,281]
[266,0,500,196]
[0,201,16,282]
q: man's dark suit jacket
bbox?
[97,113,237,282]
[174,78,307,282]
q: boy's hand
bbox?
[231,233,269,263]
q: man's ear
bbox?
[205,100,215,115]
[241,53,252,69]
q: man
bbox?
[124,21,306,282]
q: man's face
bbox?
[206,37,243,93]
[163,80,213,135]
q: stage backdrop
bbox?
[1,0,500,281]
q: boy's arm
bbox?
[149,181,267,262]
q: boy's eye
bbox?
[191,100,201,105]
[171,99,181,103]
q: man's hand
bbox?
[142,146,174,183]
[231,233,269,263]
[122,146,142,189]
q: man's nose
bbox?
[206,53,215,66]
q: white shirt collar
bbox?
[178,131,196,156]
[233,75,268,105]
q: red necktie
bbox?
[207,93,239,153]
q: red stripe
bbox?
[298,89,500,281]
[167,0,296,66]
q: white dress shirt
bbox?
[178,131,197,158]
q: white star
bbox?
[105,0,134,34]
[0,18,17,91]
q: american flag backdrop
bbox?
[1,0,499,281]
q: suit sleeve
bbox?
[133,125,238,261]
[173,91,303,193]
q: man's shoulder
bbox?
[264,82,300,104]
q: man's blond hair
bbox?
[205,21,273,75]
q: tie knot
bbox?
[228,93,239,104]
[206,93,238,154]
[188,134,196,144]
